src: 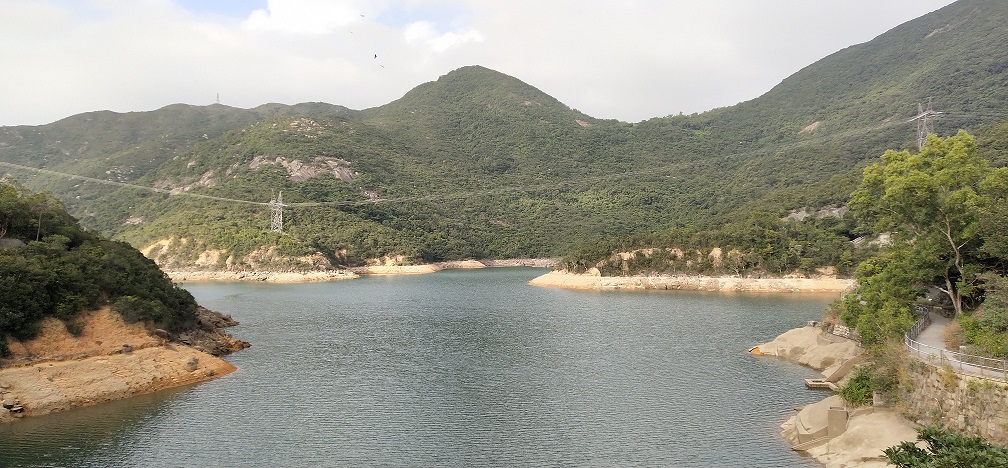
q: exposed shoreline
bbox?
[165,258,559,283]
[529,270,856,293]
[165,269,359,283]
[755,325,919,467]
[0,308,244,424]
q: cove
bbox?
[0,268,832,467]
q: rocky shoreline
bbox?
[754,324,918,467]
[164,269,358,283]
[0,307,248,424]
[166,258,559,283]
[529,270,855,293]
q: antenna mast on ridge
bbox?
[914,98,939,149]
[269,191,284,233]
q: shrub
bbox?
[112,295,185,332]
[1,182,199,341]
[884,425,1008,467]
[840,366,873,406]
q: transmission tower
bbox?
[269,191,284,233]
[914,98,938,149]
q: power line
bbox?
[0,106,994,212]
[0,160,267,206]
[0,117,918,209]
[914,98,940,149]
[269,191,284,232]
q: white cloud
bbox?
[403,20,483,53]
[0,0,962,126]
[243,0,364,34]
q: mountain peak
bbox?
[364,65,588,125]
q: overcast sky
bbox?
[1,0,959,126]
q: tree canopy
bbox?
[884,425,1008,467]
[851,131,1002,317]
[842,130,1008,351]
[0,180,197,357]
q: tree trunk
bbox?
[940,273,963,317]
[941,218,966,316]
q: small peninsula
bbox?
[529,270,854,293]
[0,182,249,423]
[0,307,247,423]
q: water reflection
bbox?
[0,387,187,467]
[1,269,828,467]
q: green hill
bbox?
[0,179,199,356]
[1,0,1007,269]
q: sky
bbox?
[0,0,960,127]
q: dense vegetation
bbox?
[558,212,865,278]
[0,0,1003,272]
[822,131,1008,460]
[0,180,198,357]
[885,425,1008,467]
[1,1,1006,268]
[839,131,1008,349]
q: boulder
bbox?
[183,356,199,372]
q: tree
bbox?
[884,425,1008,467]
[980,167,1008,260]
[840,243,920,347]
[851,131,996,316]
[0,180,200,355]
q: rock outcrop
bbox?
[0,306,247,423]
[180,307,251,356]
[756,325,919,467]
[751,325,861,376]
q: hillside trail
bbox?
[915,312,952,351]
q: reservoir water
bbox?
[0,268,833,467]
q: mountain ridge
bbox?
[1,0,1007,267]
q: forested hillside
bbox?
[0,0,1006,269]
[0,180,199,356]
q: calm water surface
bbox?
[0,268,832,467]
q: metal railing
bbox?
[904,308,1008,381]
[907,306,931,340]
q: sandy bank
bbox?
[0,309,239,423]
[350,259,486,275]
[529,271,855,293]
[479,258,559,268]
[165,269,358,283]
[756,325,919,467]
[351,258,558,275]
[167,259,558,282]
